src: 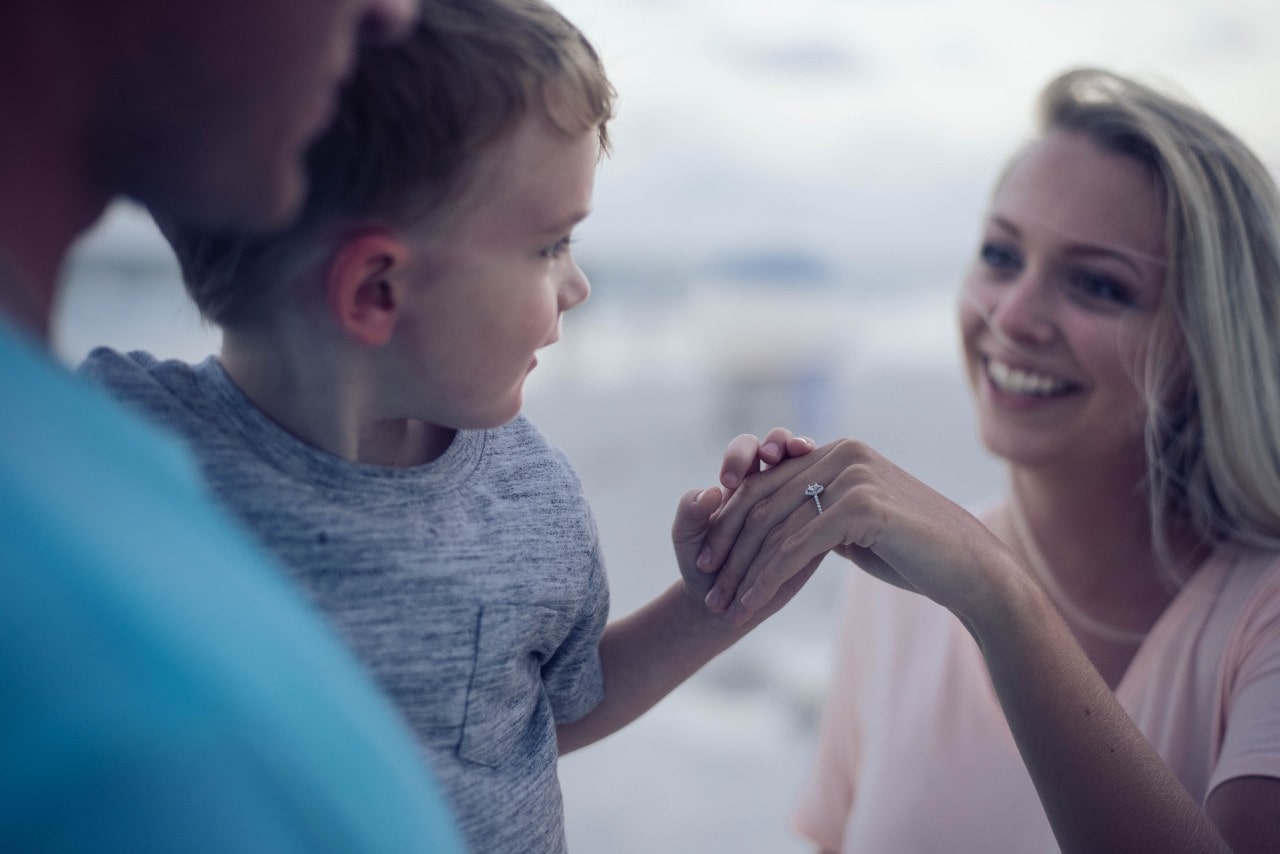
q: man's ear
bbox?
[325,231,411,347]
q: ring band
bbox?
[805,483,824,514]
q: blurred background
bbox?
[54,1,1280,850]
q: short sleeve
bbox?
[542,534,609,724]
[1209,569,1280,793]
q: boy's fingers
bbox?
[672,486,722,546]
[784,435,817,459]
[719,433,762,490]
[671,486,723,602]
[758,426,796,465]
[716,428,813,494]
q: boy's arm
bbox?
[556,430,820,755]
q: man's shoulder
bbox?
[1,333,198,494]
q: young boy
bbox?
[80,1,817,851]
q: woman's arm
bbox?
[972,554,1230,852]
[699,439,1274,853]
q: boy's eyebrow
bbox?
[539,208,592,235]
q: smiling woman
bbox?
[689,66,1280,853]
[960,128,1167,481]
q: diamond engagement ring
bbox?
[805,483,824,514]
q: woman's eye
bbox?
[1073,271,1133,306]
[979,242,1019,271]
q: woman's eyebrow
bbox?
[987,214,1168,273]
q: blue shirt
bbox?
[0,319,464,853]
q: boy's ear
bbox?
[326,230,411,348]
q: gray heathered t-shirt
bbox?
[80,349,610,854]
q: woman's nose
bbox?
[986,270,1055,347]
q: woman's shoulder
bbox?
[1165,544,1280,658]
[1202,543,1280,597]
[1217,544,1280,621]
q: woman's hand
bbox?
[674,427,816,607]
[698,438,1017,625]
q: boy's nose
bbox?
[560,262,590,311]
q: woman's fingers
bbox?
[701,444,844,611]
[711,440,922,621]
[725,473,869,623]
[707,435,1013,623]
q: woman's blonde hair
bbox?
[1037,68,1280,571]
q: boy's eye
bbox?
[541,236,573,260]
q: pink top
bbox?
[792,539,1280,852]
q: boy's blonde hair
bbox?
[1033,68,1280,571]
[161,0,615,329]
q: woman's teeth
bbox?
[987,359,1069,397]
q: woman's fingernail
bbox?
[722,471,739,488]
[763,442,780,458]
[696,546,712,570]
[705,589,723,611]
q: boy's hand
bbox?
[671,427,816,607]
[671,486,725,604]
[717,427,817,493]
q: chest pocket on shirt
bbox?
[344,602,481,752]
[458,603,560,768]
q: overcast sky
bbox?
[546,0,1280,282]
[73,0,1280,296]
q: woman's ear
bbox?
[325,230,411,347]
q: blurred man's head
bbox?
[93,0,420,230]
